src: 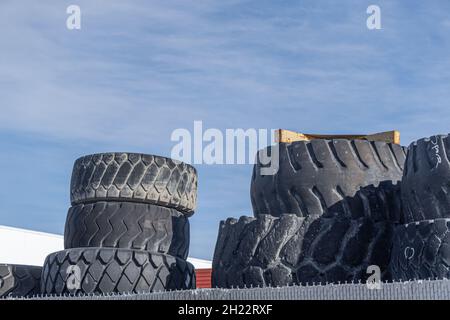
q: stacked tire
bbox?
[390,135,450,280]
[213,139,406,288]
[0,264,41,298]
[41,153,198,295]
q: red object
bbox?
[195,268,212,288]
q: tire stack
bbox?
[213,139,406,288]
[40,153,198,295]
[390,135,450,280]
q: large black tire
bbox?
[251,140,406,221]
[212,214,393,288]
[0,264,41,297]
[401,135,450,223]
[70,153,197,215]
[41,248,196,295]
[390,219,450,281]
[64,202,190,259]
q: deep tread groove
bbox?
[306,143,323,169]
[350,140,369,168]
[289,187,309,217]
[370,141,388,170]
[335,185,352,218]
[311,187,328,216]
[328,141,347,168]
[388,144,402,171]
[287,146,301,171]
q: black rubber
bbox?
[41,248,196,295]
[0,264,41,297]
[251,140,406,221]
[390,219,450,281]
[212,214,393,288]
[70,153,197,215]
[401,135,450,223]
[64,202,190,259]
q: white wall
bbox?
[0,225,211,269]
[0,225,64,266]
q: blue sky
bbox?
[1,1,450,260]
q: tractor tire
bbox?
[212,214,393,288]
[0,264,41,297]
[390,219,450,281]
[41,248,196,295]
[64,202,190,259]
[401,135,450,223]
[70,153,197,215]
[251,140,406,222]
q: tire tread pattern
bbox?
[390,219,450,281]
[212,214,393,288]
[41,248,196,295]
[251,140,406,221]
[0,264,41,297]
[64,202,189,259]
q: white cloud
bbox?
[2,0,449,149]
[2,1,450,258]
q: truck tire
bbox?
[41,248,196,295]
[70,153,197,215]
[251,140,406,221]
[401,135,450,223]
[212,214,393,288]
[64,202,190,259]
[390,219,450,281]
[0,264,41,297]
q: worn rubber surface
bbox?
[390,219,450,281]
[212,214,393,288]
[0,264,41,297]
[70,153,197,215]
[251,140,406,221]
[65,202,189,259]
[401,135,450,223]
[41,248,196,295]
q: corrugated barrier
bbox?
[9,279,450,300]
